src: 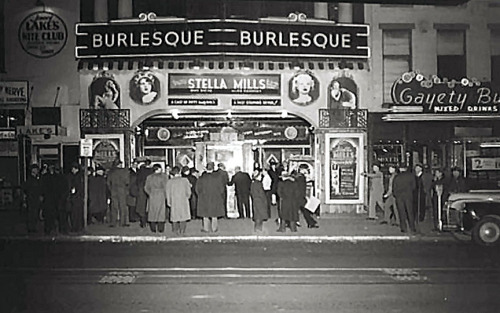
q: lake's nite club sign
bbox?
[391,71,500,113]
[75,18,369,58]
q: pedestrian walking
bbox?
[229,166,252,219]
[22,164,42,233]
[215,162,229,218]
[136,159,155,228]
[362,164,384,220]
[106,160,130,227]
[250,168,269,233]
[166,166,192,235]
[88,166,108,224]
[277,172,300,232]
[196,162,225,233]
[66,162,85,233]
[392,166,417,234]
[40,164,65,235]
[381,165,399,226]
[182,166,198,219]
[144,164,168,233]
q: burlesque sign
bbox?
[76,18,369,58]
[168,74,280,95]
[391,71,500,113]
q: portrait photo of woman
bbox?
[289,71,320,106]
[130,71,160,105]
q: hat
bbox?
[206,162,215,171]
[95,165,105,172]
[181,166,190,173]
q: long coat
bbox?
[230,171,252,196]
[250,180,269,221]
[196,171,225,218]
[277,178,300,222]
[88,175,108,214]
[136,167,155,216]
[166,176,191,222]
[144,173,168,222]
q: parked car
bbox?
[441,190,500,246]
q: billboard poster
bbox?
[325,133,364,204]
[168,74,280,95]
[0,81,29,105]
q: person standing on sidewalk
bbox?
[215,163,229,218]
[381,165,399,226]
[182,166,198,219]
[66,162,85,233]
[40,164,64,235]
[136,159,155,228]
[277,172,299,232]
[362,164,384,220]
[166,166,191,235]
[414,164,433,223]
[127,159,139,223]
[144,164,168,233]
[22,164,42,233]
[295,165,318,228]
[229,166,252,219]
[88,166,108,224]
[250,168,269,233]
[431,168,448,231]
[196,162,225,233]
[106,160,130,227]
[392,166,417,234]
[268,161,282,225]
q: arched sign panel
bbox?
[18,11,68,58]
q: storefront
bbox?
[376,71,500,189]
[75,14,371,213]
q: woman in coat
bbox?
[250,168,269,233]
[144,164,168,233]
[166,166,192,235]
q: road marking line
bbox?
[382,268,429,282]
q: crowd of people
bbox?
[21,159,320,236]
[363,164,467,234]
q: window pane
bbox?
[437,30,465,55]
[383,30,410,56]
[226,0,262,19]
[492,55,500,87]
[383,57,410,103]
[491,29,500,56]
[186,0,222,18]
[437,55,466,80]
[262,1,314,18]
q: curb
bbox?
[0,234,452,243]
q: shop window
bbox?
[0,109,25,128]
[382,29,411,104]
[133,0,186,17]
[491,29,500,86]
[437,29,466,80]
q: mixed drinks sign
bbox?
[168,74,280,95]
[391,71,500,113]
[75,19,369,58]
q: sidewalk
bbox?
[0,209,452,243]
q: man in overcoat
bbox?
[22,164,42,233]
[393,166,417,234]
[229,166,252,219]
[66,162,85,233]
[40,164,65,234]
[166,166,192,235]
[107,160,130,227]
[136,159,155,227]
[196,162,225,232]
[277,172,300,232]
[144,164,169,233]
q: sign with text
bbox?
[0,81,29,105]
[471,157,500,171]
[391,71,500,113]
[0,131,16,140]
[80,138,93,157]
[232,99,281,106]
[168,74,280,95]
[168,98,218,106]
[19,11,68,58]
[76,19,369,58]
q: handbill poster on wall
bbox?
[325,133,364,204]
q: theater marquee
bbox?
[76,19,369,59]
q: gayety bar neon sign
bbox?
[391,71,500,113]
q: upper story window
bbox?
[437,29,466,80]
[491,29,500,86]
[382,29,412,104]
[1,0,5,72]
[133,0,186,17]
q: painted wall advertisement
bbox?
[18,11,68,58]
[325,133,364,204]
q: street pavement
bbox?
[0,207,458,243]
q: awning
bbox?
[77,58,369,72]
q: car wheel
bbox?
[472,216,500,246]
